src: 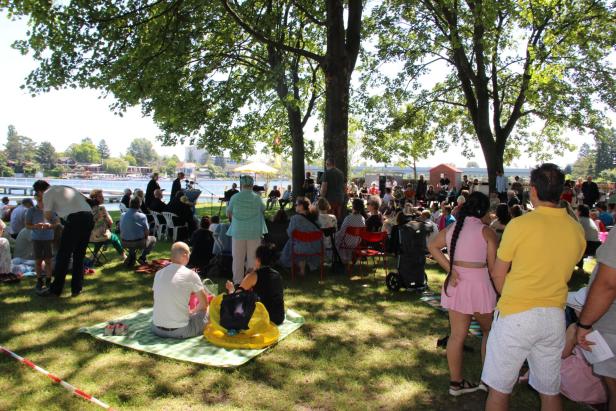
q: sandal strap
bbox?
[450,379,477,389]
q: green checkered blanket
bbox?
[79,307,304,367]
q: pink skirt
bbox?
[440,266,496,315]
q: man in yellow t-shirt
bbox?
[482,164,585,411]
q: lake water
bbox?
[0,177,290,211]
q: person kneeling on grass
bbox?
[152,242,210,339]
[226,243,285,325]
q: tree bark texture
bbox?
[322,0,362,180]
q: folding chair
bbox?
[161,212,188,242]
[354,230,388,277]
[88,241,110,266]
[290,229,324,281]
[337,226,365,277]
[150,211,167,241]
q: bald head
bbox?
[171,242,190,265]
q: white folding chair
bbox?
[161,212,188,242]
[150,211,167,241]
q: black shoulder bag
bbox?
[220,287,258,331]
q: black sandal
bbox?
[449,379,480,396]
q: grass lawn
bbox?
[0,205,592,410]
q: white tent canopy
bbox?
[233,161,278,174]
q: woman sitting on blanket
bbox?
[428,191,497,396]
[226,243,285,325]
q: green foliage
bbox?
[67,138,101,164]
[127,138,158,167]
[571,143,596,178]
[600,168,616,182]
[595,128,616,175]
[22,162,39,176]
[4,125,36,163]
[47,165,69,177]
[466,161,480,168]
[4,0,324,168]
[97,139,111,160]
[0,151,14,176]
[103,157,129,174]
[366,0,615,179]
[35,141,57,170]
[122,153,137,166]
[362,100,436,166]
[162,155,180,177]
[205,162,226,178]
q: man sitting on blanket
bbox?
[152,242,210,339]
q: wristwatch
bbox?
[576,321,593,330]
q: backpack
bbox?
[220,288,258,331]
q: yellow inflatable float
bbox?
[204,294,280,350]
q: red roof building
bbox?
[429,164,463,189]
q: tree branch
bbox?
[220,0,324,63]
[345,0,363,72]
[302,63,321,127]
[291,0,326,26]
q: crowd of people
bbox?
[2,161,616,409]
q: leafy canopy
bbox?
[365,0,615,166]
[5,0,324,162]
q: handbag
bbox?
[220,287,258,331]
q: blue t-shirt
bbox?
[25,207,55,241]
[120,209,149,241]
[599,211,614,227]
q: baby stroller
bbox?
[386,220,429,292]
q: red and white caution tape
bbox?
[0,346,116,410]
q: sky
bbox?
[0,12,594,169]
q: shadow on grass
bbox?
[0,242,590,410]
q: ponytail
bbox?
[444,211,466,296]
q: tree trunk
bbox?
[322,0,362,181]
[480,133,505,193]
[287,108,306,198]
[323,64,350,179]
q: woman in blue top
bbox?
[226,175,268,284]
[280,198,322,275]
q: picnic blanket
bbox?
[135,258,172,274]
[78,307,305,367]
[420,294,483,338]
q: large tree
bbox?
[35,141,57,170]
[127,138,158,167]
[223,0,363,178]
[595,128,616,175]
[4,125,37,163]
[571,142,596,178]
[97,139,111,160]
[67,138,101,164]
[6,0,365,188]
[369,0,615,190]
